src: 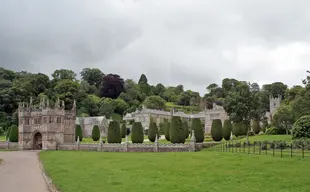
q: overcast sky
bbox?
[1,0,310,95]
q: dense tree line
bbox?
[0,67,309,138]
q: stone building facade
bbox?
[18,97,76,150]
[123,104,228,134]
[75,116,112,137]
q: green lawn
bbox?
[40,149,310,192]
[241,134,292,142]
[0,135,5,141]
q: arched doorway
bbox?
[33,132,42,150]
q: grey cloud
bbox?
[0,0,310,95]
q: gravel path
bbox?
[0,151,49,192]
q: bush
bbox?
[164,121,170,141]
[252,120,261,134]
[247,130,255,136]
[266,127,279,135]
[107,121,121,143]
[131,122,144,143]
[126,128,131,136]
[148,122,158,142]
[0,127,4,136]
[292,115,310,139]
[120,123,127,138]
[211,119,223,141]
[170,116,186,144]
[75,124,83,141]
[222,120,232,141]
[191,118,204,142]
[158,122,165,135]
[91,125,100,141]
[241,121,250,135]
[8,125,18,142]
[5,126,11,140]
[232,122,243,137]
[183,121,189,139]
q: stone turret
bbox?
[269,94,281,115]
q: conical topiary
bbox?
[148,121,158,142]
[211,119,223,141]
[183,121,189,139]
[170,116,186,144]
[91,125,100,141]
[131,122,144,143]
[223,120,232,141]
[191,118,204,142]
[75,124,83,141]
[232,122,243,137]
[164,121,170,141]
[252,120,261,134]
[120,123,127,138]
[107,121,121,143]
[8,124,18,142]
[6,126,11,141]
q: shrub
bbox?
[222,120,232,141]
[107,121,121,143]
[292,115,310,139]
[148,122,158,142]
[211,119,223,141]
[126,128,131,136]
[191,118,204,142]
[266,127,279,135]
[131,122,144,143]
[6,126,11,140]
[232,122,243,137]
[158,122,165,135]
[120,123,127,138]
[8,124,18,142]
[0,127,4,136]
[252,120,261,134]
[170,116,186,144]
[183,121,189,139]
[91,125,100,141]
[75,124,83,141]
[242,121,250,135]
[164,121,170,141]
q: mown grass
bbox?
[40,149,310,192]
[241,134,292,142]
[0,135,5,141]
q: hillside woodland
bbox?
[0,67,309,136]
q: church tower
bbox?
[269,94,281,115]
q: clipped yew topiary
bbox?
[223,120,232,141]
[107,121,121,143]
[164,121,170,141]
[75,124,83,141]
[170,116,186,144]
[183,121,189,139]
[120,123,127,138]
[158,122,165,135]
[211,119,223,141]
[6,126,11,141]
[292,115,310,139]
[91,125,100,141]
[131,122,144,143]
[252,120,261,134]
[191,118,204,142]
[148,122,158,142]
[8,124,18,142]
[232,122,243,137]
[242,121,250,136]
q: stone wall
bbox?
[57,142,200,152]
[0,141,19,150]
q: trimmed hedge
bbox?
[191,118,204,142]
[8,124,18,142]
[211,119,223,141]
[121,123,127,138]
[107,121,121,143]
[292,115,310,139]
[223,120,232,141]
[131,122,144,143]
[91,125,100,141]
[170,116,186,144]
[6,126,11,141]
[158,122,165,135]
[148,122,158,142]
[164,121,170,141]
[183,121,189,139]
[252,120,261,134]
[242,121,250,135]
[75,124,83,141]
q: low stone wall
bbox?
[0,141,19,150]
[57,142,199,152]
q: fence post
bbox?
[280,148,283,158]
[243,142,245,153]
[265,142,267,155]
[248,142,250,154]
[253,142,256,154]
[302,145,304,159]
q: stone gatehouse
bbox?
[18,97,76,150]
